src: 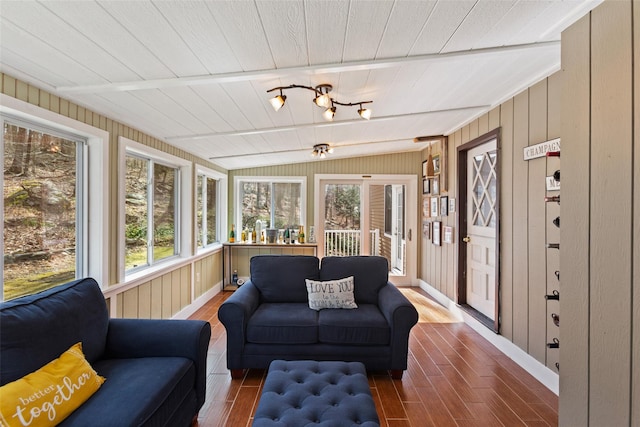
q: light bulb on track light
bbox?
[269,94,286,111]
[323,106,336,121]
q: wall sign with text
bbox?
[523,138,561,161]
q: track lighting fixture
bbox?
[267,84,372,121]
[311,143,333,158]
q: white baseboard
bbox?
[418,280,559,395]
[172,284,221,320]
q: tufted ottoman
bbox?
[252,360,380,426]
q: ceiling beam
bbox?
[165,105,490,142]
[55,41,560,94]
[206,137,428,160]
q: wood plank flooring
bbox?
[190,288,558,426]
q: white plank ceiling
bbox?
[0,0,601,170]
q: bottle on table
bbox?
[298,226,305,244]
[229,224,235,243]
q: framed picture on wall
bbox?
[422,221,430,239]
[432,176,440,195]
[430,196,439,217]
[449,197,456,213]
[432,221,441,246]
[432,154,441,175]
[443,226,454,244]
[440,196,448,216]
[422,196,430,219]
[422,160,428,177]
[422,178,430,194]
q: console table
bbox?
[222,242,318,291]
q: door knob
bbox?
[463,236,471,243]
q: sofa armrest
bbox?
[378,284,419,369]
[105,318,211,409]
[217,282,260,370]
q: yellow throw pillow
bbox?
[0,342,105,427]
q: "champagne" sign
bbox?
[523,138,561,160]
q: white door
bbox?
[465,139,498,320]
[391,185,404,272]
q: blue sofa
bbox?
[218,255,418,380]
[0,277,211,427]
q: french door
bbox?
[315,175,417,286]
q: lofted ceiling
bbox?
[0,0,601,170]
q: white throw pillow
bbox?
[305,276,358,310]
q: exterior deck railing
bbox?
[324,229,380,257]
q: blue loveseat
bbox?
[218,255,418,379]
[0,277,211,427]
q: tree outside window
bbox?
[3,121,84,300]
[197,174,218,248]
[238,179,303,232]
[125,155,177,272]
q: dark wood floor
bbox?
[190,288,558,427]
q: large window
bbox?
[119,137,192,281]
[196,173,219,248]
[235,177,305,232]
[3,118,86,300]
[124,154,179,272]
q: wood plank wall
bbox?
[422,73,562,372]
[560,0,638,424]
[1,73,224,319]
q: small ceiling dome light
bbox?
[269,90,286,111]
[312,143,332,158]
[323,105,336,121]
[358,104,372,120]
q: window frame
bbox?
[195,166,227,252]
[233,176,306,233]
[0,94,109,295]
[118,137,192,283]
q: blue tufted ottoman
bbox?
[252,360,380,426]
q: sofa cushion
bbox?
[318,304,390,345]
[0,342,105,427]
[251,256,320,303]
[0,278,109,385]
[247,303,318,344]
[319,256,389,305]
[59,357,194,427]
[305,276,357,310]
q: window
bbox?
[235,177,305,232]
[2,118,86,301]
[120,137,191,279]
[196,173,219,248]
[124,154,179,272]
